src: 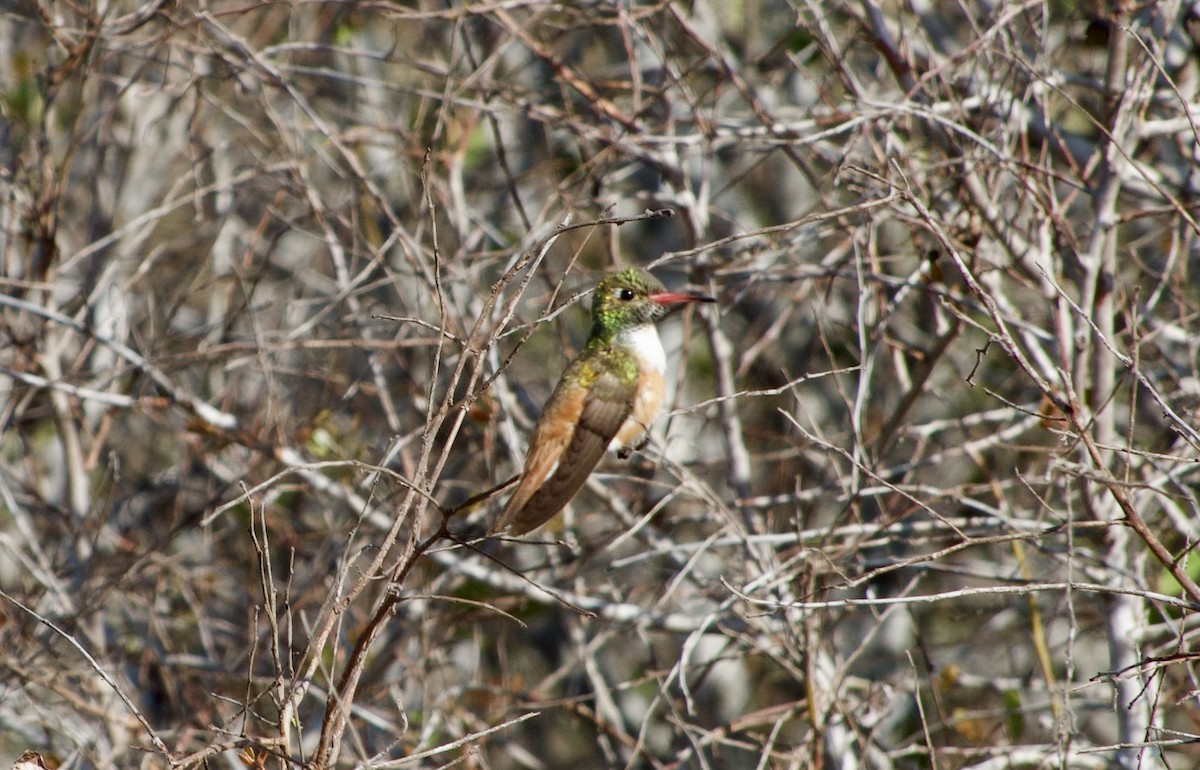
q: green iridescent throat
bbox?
[587,269,667,344]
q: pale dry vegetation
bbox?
[2,1,1200,769]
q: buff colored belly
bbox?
[611,368,665,449]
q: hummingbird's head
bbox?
[591,268,715,339]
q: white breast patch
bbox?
[620,324,666,374]
[610,324,667,451]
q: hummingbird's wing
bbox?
[493,361,635,536]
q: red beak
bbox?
[649,291,716,305]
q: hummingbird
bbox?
[491,268,715,536]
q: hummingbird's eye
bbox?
[615,288,635,301]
